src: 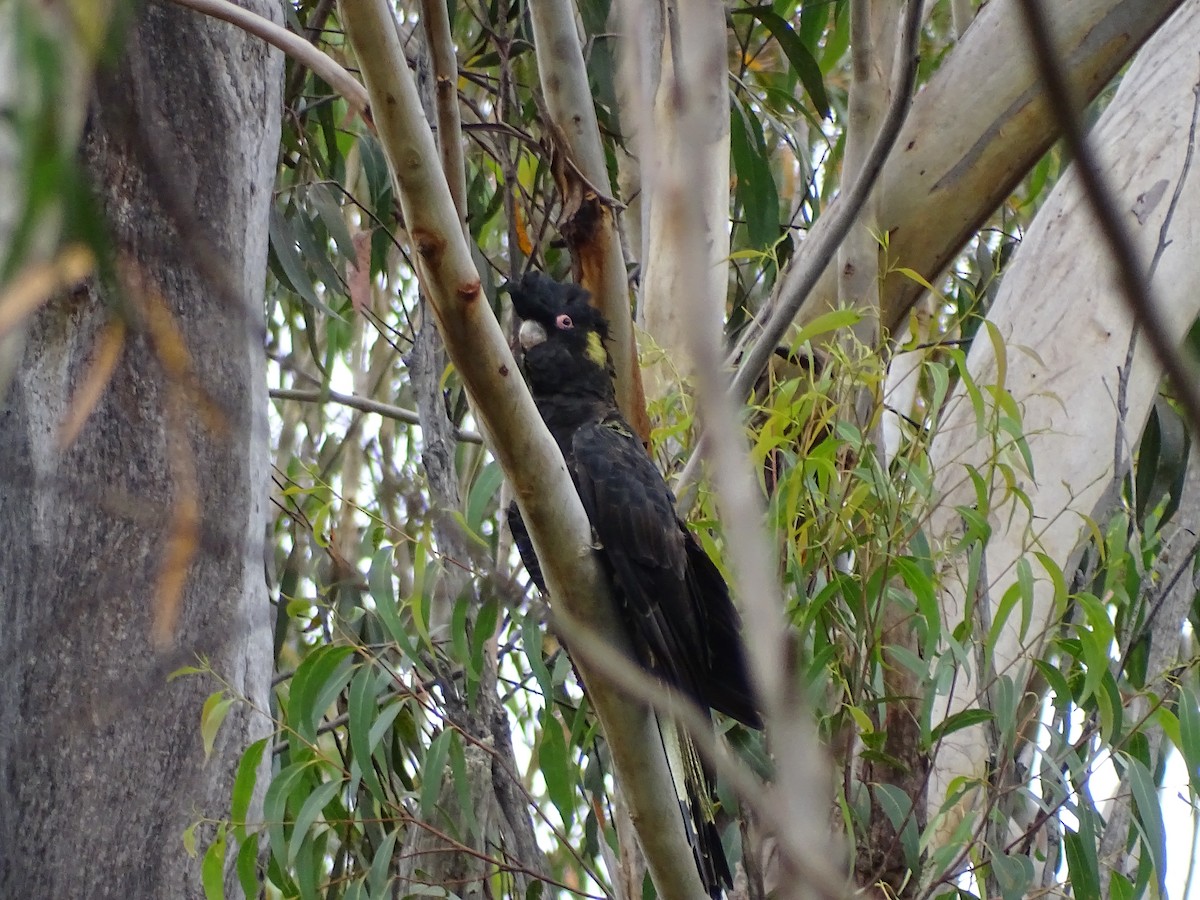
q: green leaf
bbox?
[894,556,938,656]
[449,732,480,840]
[182,821,199,858]
[990,850,1033,900]
[790,309,861,348]
[872,783,919,870]
[367,829,400,896]
[358,132,394,220]
[201,823,226,900]
[367,697,407,752]
[733,7,829,118]
[269,206,342,318]
[522,613,553,702]
[289,644,356,746]
[470,597,500,685]
[231,737,269,838]
[293,830,319,900]
[466,460,504,537]
[235,833,259,899]
[1063,811,1101,898]
[200,691,234,761]
[819,1,850,72]
[349,664,387,803]
[730,95,781,251]
[451,593,471,671]
[420,730,452,819]
[264,760,313,869]
[1177,684,1200,795]
[308,183,356,262]
[1124,753,1167,893]
[1109,871,1134,900]
[797,1,828,53]
[928,708,994,747]
[288,777,343,865]
[539,711,574,828]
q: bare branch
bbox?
[166,0,369,114]
[336,1,713,894]
[419,0,467,227]
[660,2,847,896]
[269,387,485,444]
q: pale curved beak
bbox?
[518,319,548,352]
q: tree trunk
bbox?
[925,0,1200,856]
[0,4,281,897]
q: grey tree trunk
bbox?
[0,4,281,897]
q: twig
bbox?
[269,387,484,444]
[1111,54,1200,496]
[420,0,468,228]
[165,0,369,114]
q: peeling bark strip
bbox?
[529,0,649,440]
[0,3,281,897]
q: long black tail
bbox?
[660,716,732,898]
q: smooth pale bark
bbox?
[841,6,932,891]
[612,0,661,309]
[925,0,1200,848]
[0,3,280,897]
[638,0,730,397]
[837,0,899,350]
[337,2,710,896]
[786,0,1183,340]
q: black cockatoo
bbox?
[504,271,760,898]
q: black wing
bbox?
[507,500,545,595]
[569,418,760,728]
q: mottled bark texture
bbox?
[0,4,281,898]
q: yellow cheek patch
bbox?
[585,331,607,368]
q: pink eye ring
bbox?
[555,314,574,329]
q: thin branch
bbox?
[675,0,924,507]
[166,0,369,115]
[419,0,468,228]
[661,4,847,897]
[1013,0,1200,437]
[732,0,923,394]
[1112,56,1199,499]
[269,387,484,444]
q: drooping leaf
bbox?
[733,7,829,118]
